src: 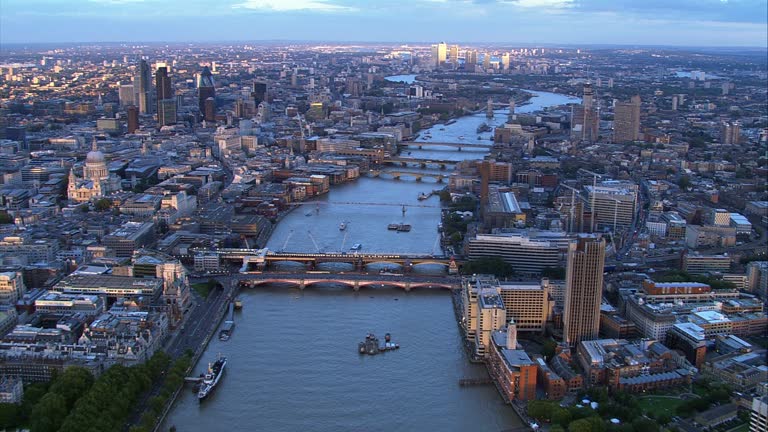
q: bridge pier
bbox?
[353,281,360,292]
[299,279,305,290]
[436,175,444,183]
[420,163,426,169]
[440,164,446,170]
[404,282,412,292]
[415,176,422,182]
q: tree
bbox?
[552,407,573,427]
[93,198,112,212]
[0,212,12,224]
[461,257,514,278]
[569,418,593,432]
[528,400,552,421]
[30,393,68,432]
[542,267,566,279]
[631,418,658,432]
[678,175,690,190]
[0,403,19,429]
[542,338,558,361]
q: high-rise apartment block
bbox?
[563,235,606,347]
[613,95,641,143]
[721,121,741,145]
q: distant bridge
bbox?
[235,272,459,291]
[399,141,493,151]
[368,169,446,182]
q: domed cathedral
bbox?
[67,137,122,203]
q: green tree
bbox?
[93,198,112,212]
[553,407,573,427]
[569,418,594,432]
[30,393,68,432]
[542,338,558,361]
[631,417,658,432]
[0,212,13,224]
[528,400,553,421]
[48,366,94,409]
[0,403,19,429]
[677,175,690,190]
[461,257,514,278]
[542,267,566,279]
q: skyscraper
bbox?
[449,45,459,65]
[252,81,267,106]
[501,53,510,70]
[483,52,491,69]
[155,67,175,127]
[432,42,447,68]
[466,50,478,72]
[155,67,172,113]
[613,95,641,143]
[136,59,152,114]
[197,66,215,116]
[563,235,605,347]
[126,105,139,134]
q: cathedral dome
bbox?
[86,149,105,164]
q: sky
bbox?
[0,0,766,47]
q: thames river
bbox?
[163,88,578,432]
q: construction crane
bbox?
[578,168,603,232]
[559,183,590,233]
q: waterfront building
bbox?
[534,356,566,400]
[613,95,641,143]
[52,274,163,301]
[563,235,605,347]
[475,289,506,358]
[487,328,537,402]
[462,276,553,334]
[466,233,561,275]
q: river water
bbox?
[163,89,579,432]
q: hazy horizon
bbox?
[1,0,766,48]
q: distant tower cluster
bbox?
[613,95,641,143]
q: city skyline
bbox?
[1,0,767,47]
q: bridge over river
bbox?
[234,272,460,291]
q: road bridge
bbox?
[368,169,446,182]
[399,141,493,151]
[235,272,459,291]
[382,157,457,170]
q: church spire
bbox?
[92,136,98,152]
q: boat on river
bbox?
[350,243,362,251]
[197,355,226,401]
[339,222,347,231]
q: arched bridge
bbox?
[368,169,445,182]
[399,141,493,151]
[235,272,459,291]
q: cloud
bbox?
[233,0,355,12]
